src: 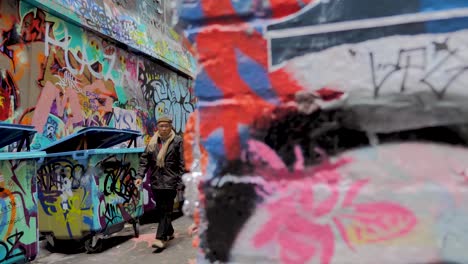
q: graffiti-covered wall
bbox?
[0,0,195,149]
[179,0,468,263]
[27,0,197,76]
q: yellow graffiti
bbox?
[145,73,161,81]
[161,41,169,55]
[366,221,436,247]
[130,31,145,46]
[168,28,180,42]
[156,103,165,115]
[343,219,424,246]
[58,196,92,222]
[153,42,162,56]
[39,188,94,238]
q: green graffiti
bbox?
[0,157,40,260]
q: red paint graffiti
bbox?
[196,0,315,159]
[21,9,47,42]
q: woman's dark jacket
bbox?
[136,135,185,190]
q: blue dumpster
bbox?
[36,127,145,253]
[0,123,45,264]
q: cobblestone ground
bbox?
[33,214,196,264]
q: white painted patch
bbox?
[285,30,468,103]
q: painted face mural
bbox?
[0,0,195,149]
[178,0,468,263]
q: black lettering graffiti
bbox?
[139,61,195,134]
[370,47,427,97]
[0,231,27,263]
[103,203,123,226]
[99,156,138,204]
[37,158,85,192]
[112,0,129,7]
[0,216,25,228]
[369,38,468,99]
[78,1,114,32]
[0,200,18,216]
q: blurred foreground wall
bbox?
[179,0,468,263]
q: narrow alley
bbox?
[33,216,196,264]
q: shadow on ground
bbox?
[44,234,135,254]
[40,208,185,256]
[44,239,84,254]
[139,209,184,225]
[100,235,135,252]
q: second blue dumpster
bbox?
[36,127,145,253]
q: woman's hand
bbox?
[134,178,142,187]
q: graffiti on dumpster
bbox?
[37,158,92,238]
[37,152,146,239]
[0,231,27,263]
[102,203,123,228]
[36,159,84,193]
[97,155,141,229]
[96,153,144,227]
[0,158,39,262]
[100,156,138,204]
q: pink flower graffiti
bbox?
[247,140,418,264]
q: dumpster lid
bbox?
[40,127,142,153]
[0,123,37,149]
